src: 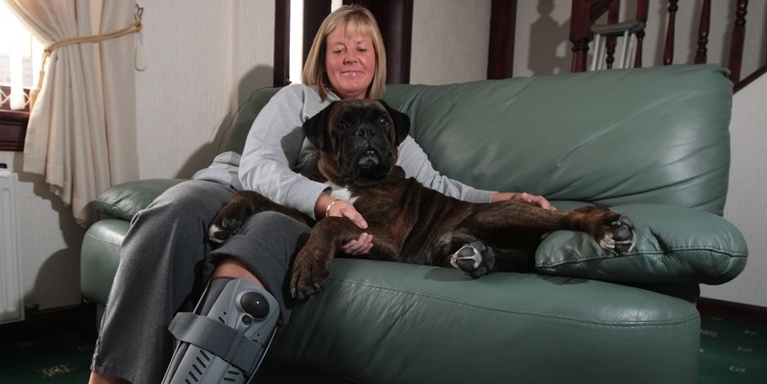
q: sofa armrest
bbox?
[81,219,130,304]
[535,204,748,285]
[94,179,186,220]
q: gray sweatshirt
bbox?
[195,84,495,220]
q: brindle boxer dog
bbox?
[209,99,635,299]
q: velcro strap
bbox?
[168,312,262,375]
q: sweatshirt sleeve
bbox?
[238,85,331,219]
[396,136,495,203]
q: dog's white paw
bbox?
[208,223,228,243]
[450,241,495,278]
[598,216,636,254]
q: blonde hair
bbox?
[301,5,387,100]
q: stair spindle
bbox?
[663,0,679,66]
[695,0,711,64]
[604,1,621,69]
[728,0,749,84]
[633,0,649,68]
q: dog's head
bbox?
[303,99,410,185]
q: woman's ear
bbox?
[379,100,411,145]
[303,102,337,150]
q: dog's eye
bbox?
[337,121,349,130]
[375,116,388,126]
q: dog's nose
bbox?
[355,125,377,139]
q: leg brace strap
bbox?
[168,312,263,375]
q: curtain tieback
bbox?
[30,5,144,110]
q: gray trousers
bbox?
[90,180,311,384]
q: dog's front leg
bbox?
[290,217,363,299]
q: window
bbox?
[1,3,41,151]
[288,0,343,84]
[0,2,43,112]
[288,0,304,84]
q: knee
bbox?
[141,181,232,222]
[238,211,311,239]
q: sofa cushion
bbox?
[535,204,747,284]
[94,179,186,220]
[267,258,701,384]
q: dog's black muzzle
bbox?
[340,124,393,182]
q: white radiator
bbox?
[0,169,23,324]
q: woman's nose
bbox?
[344,52,358,64]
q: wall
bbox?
[135,0,274,180]
[701,74,767,307]
[133,0,765,307]
[136,0,494,179]
[0,150,83,313]
[512,1,767,308]
[1,0,764,312]
[410,0,492,84]
[0,0,494,313]
[0,0,275,313]
[138,0,496,174]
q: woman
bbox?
[89,5,551,384]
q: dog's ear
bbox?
[303,102,337,150]
[379,100,411,145]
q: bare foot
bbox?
[211,258,265,287]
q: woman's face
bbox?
[325,23,376,100]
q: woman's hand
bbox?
[316,193,374,255]
[491,192,555,210]
[340,232,374,255]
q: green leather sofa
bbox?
[81,64,747,384]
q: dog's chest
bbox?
[325,181,359,204]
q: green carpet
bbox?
[699,312,766,383]
[0,314,764,383]
[0,331,93,383]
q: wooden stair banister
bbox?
[633,1,649,68]
[590,19,645,70]
[568,0,765,92]
[570,0,649,72]
[570,0,610,72]
[663,0,679,65]
[694,0,711,64]
[602,0,620,69]
[728,0,749,85]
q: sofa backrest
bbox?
[225,64,732,216]
[383,64,732,215]
[219,86,280,154]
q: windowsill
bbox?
[0,110,28,152]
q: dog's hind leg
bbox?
[449,241,496,278]
[209,191,307,243]
[464,201,636,256]
[427,231,498,278]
